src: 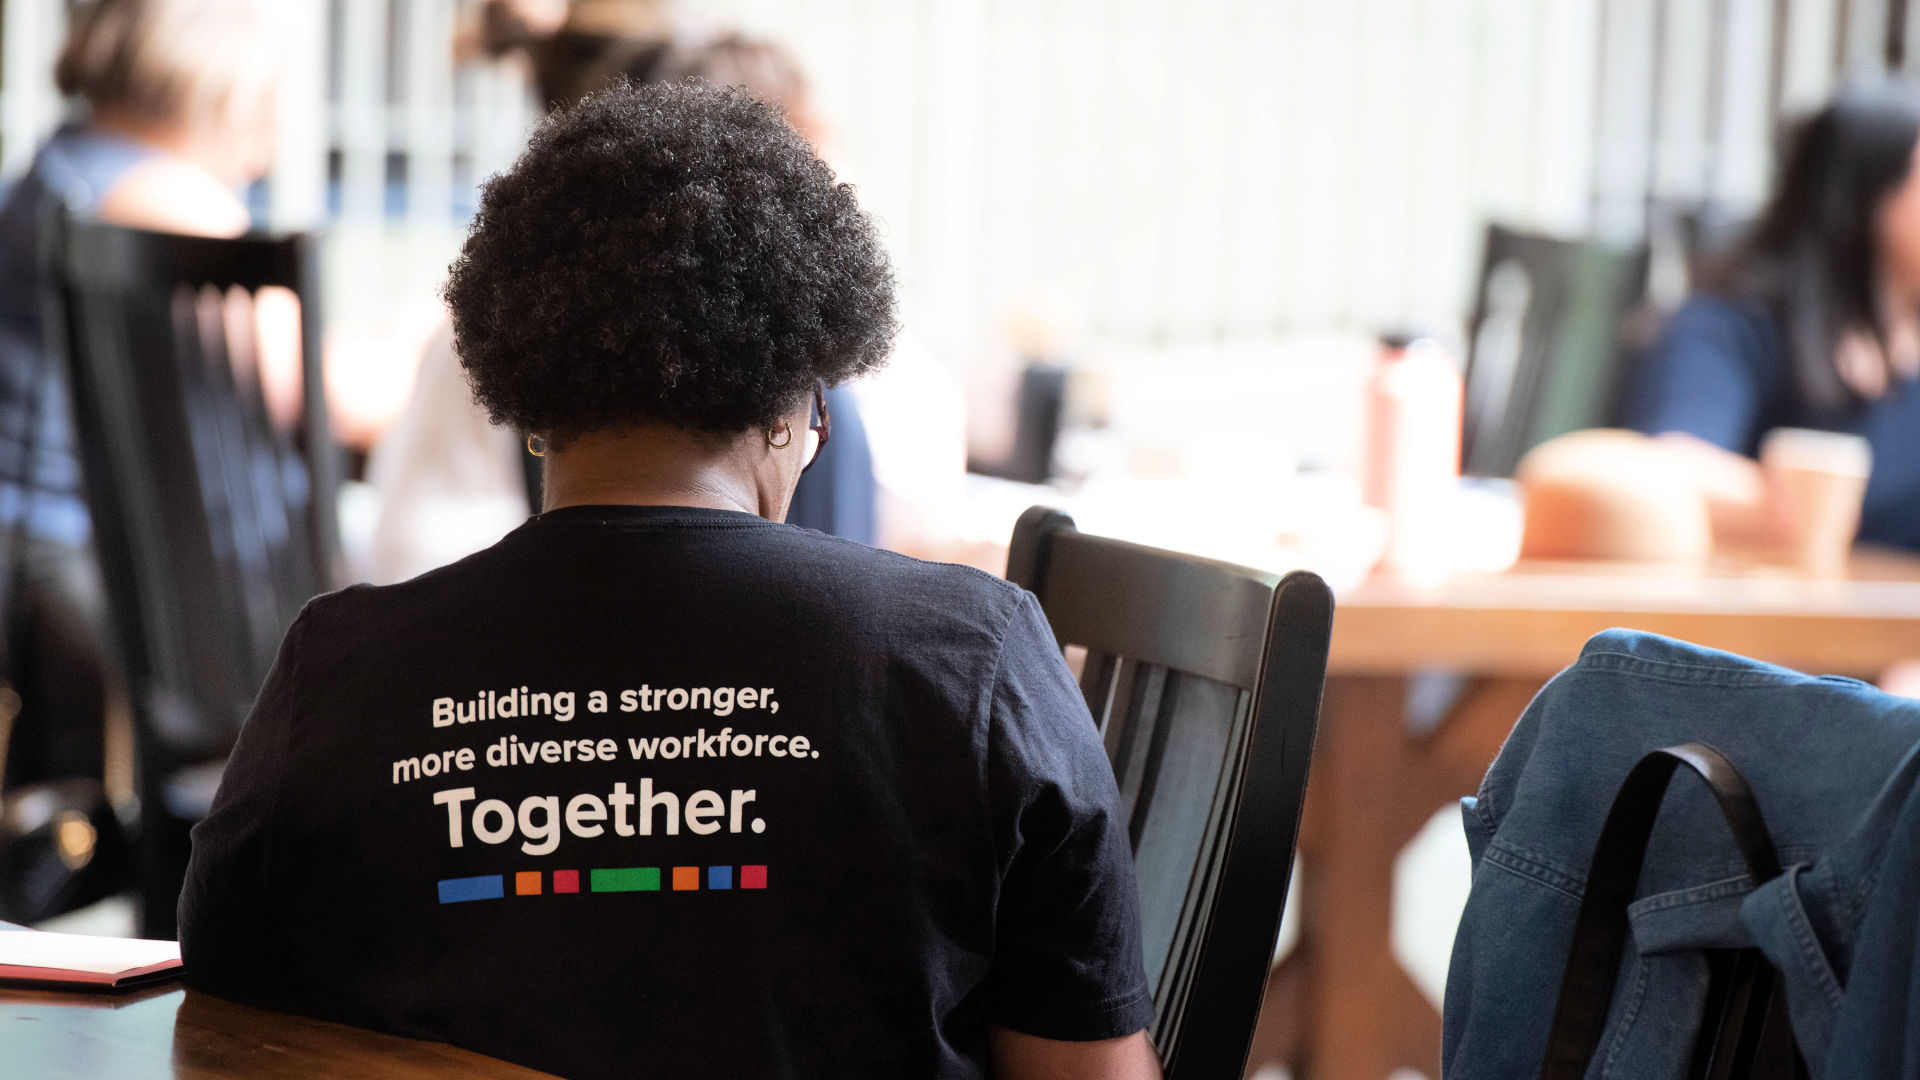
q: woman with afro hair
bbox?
[368,17,977,583]
[180,82,1159,1080]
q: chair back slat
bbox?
[1080,649,1121,736]
[176,285,316,677]
[173,288,278,712]
[1106,661,1162,835]
[1151,681,1257,1062]
[1129,670,1245,996]
[1007,506,1332,1079]
[1123,665,1178,850]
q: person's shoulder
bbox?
[96,157,250,238]
[784,527,1027,610]
[1647,291,1785,377]
[295,540,516,637]
[773,528,1036,648]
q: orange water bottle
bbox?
[1362,333,1464,575]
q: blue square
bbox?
[437,874,504,904]
[708,866,733,890]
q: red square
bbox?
[553,870,580,894]
[740,865,768,890]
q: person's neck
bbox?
[540,424,785,520]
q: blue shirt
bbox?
[0,125,161,544]
[784,385,876,546]
[1624,294,1920,550]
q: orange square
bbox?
[671,866,700,891]
[515,871,542,896]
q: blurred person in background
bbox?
[0,0,280,805]
[1624,82,1920,552]
[370,4,968,583]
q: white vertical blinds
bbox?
[0,0,66,177]
[0,0,1891,342]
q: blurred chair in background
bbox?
[46,218,334,938]
[1460,223,1651,479]
[1006,507,1332,1080]
[0,0,284,924]
[968,364,1068,486]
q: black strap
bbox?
[1539,743,1799,1079]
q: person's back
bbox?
[180,82,1158,1078]
[183,505,1146,1076]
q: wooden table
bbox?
[1247,550,1920,1080]
[0,985,556,1079]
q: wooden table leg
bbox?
[1245,674,1536,1080]
[1244,948,1306,1074]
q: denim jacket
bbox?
[1442,629,1920,1079]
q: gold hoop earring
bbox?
[767,423,793,449]
[527,434,547,457]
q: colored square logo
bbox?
[515,871,542,896]
[741,865,768,890]
[708,866,733,890]
[672,866,700,891]
[592,867,660,892]
[553,870,580,894]
[437,875,504,904]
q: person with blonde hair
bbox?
[46,0,280,234]
[0,0,282,850]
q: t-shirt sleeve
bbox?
[1622,296,1781,454]
[177,607,307,1004]
[983,592,1155,1041]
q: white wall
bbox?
[692,0,1823,352]
[0,0,1867,350]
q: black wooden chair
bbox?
[1461,223,1651,477]
[44,216,338,937]
[1006,507,1333,1079]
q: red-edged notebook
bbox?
[0,931,182,990]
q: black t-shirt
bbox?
[178,505,1152,1079]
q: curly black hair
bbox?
[444,80,898,441]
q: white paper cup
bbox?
[1759,428,1872,576]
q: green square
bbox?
[590,867,660,892]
